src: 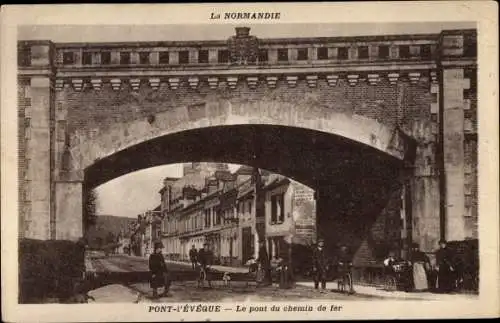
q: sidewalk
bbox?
[166,260,478,300]
[165,259,249,274]
[99,256,478,301]
[296,281,478,301]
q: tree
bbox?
[83,188,98,231]
[106,231,116,244]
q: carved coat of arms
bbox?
[227,27,259,65]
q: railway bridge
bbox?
[18,27,477,261]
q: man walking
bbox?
[148,242,170,298]
[312,239,329,290]
[197,242,213,288]
[435,239,455,293]
[189,244,198,270]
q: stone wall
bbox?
[17,30,478,262]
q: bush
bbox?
[19,239,85,303]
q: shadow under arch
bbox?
[84,124,410,277]
[84,124,404,190]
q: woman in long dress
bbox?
[410,243,430,292]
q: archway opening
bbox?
[83,124,407,277]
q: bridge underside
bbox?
[86,125,402,189]
[86,125,405,263]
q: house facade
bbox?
[159,163,317,268]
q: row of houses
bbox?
[122,163,317,267]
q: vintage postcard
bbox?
[1,2,499,322]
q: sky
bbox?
[94,163,240,218]
[18,22,475,218]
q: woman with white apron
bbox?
[410,243,431,291]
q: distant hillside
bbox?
[85,215,135,247]
[94,215,135,235]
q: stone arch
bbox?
[64,99,411,180]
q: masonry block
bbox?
[55,181,83,241]
[442,68,466,241]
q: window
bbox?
[421,45,432,59]
[297,48,308,60]
[159,51,169,64]
[218,50,229,63]
[206,208,211,227]
[464,40,477,58]
[378,45,390,59]
[18,44,31,67]
[278,49,288,61]
[248,201,253,215]
[179,51,189,64]
[24,118,31,139]
[139,52,149,64]
[24,182,31,201]
[271,193,285,224]
[337,47,348,60]
[317,47,328,60]
[258,49,268,62]
[120,52,131,65]
[358,46,369,59]
[82,52,92,65]
[215,210,221,225]
[63,52,74,65]
[399,45,410,58]
[101,52,111,65]
[198,50,208,63]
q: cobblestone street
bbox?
[85,255,478,303]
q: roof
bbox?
[170,169,213,199]
[263,176,290,191]
[159,177,181,193]
[214,170,235,181]
[235,165,254,175]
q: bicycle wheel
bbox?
[345,273,354,294]
[385,276,397,291]
[197,269,205,287]
[337,278,343,292]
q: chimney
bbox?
[235,27,250,37]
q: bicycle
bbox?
[197,263,211,288]
[383,260,412,292]
[337,262,355,294]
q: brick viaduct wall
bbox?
[17,28,477,259]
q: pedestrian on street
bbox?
[409,243,431,292]
[197,242,214,288]
[435,239,455,293]
[149,242,170,298]
[189,245,198,270]
[257,240,272,286]
[336,244,355,293]
[312,238,329,290]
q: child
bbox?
[222,272,231,287]
[149,242,170,298]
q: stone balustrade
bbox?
[17,29,476,94]
[18,29,476,70]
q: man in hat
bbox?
[189,244,198,270]
[197,242,213,288]
[435,239,455,293]
[312,238,329,290]
[148,241,170,298]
